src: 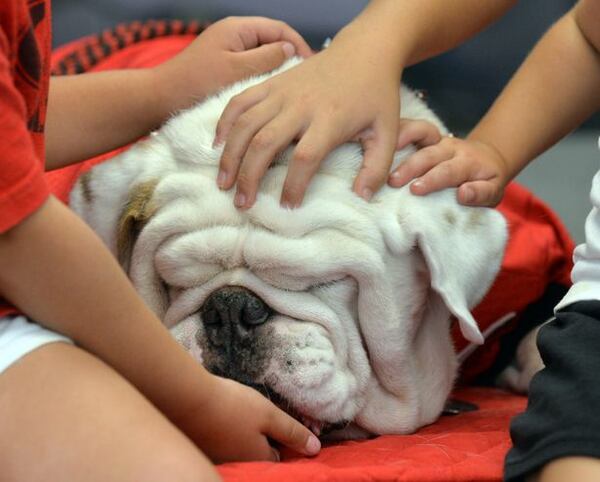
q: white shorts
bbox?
[0,315,72,374]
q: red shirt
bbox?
[0,0,51,316]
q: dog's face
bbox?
[71,58,507,437]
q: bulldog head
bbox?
[71,58,507,437]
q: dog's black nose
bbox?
[199,286,273,384]
[201,286,271,328]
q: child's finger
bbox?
[236,17,312,57]
[239,41,297,76]
[233,111,302,208]
[217,97,279,190]
[396,119,442,150]
[353,117,398,200]
[457,180,503,207]
[409,156,471,196]
[215,84,269,147]
[264,410,321,457]
[390,142,454,188]
[281,122,342,208]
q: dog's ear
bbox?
[401,194,507,344]
[116,179,159,272]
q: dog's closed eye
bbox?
[258,271,349,293]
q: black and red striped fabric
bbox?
[52,19,208,75]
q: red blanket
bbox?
[221,388,526,482]
[49,22,574,481]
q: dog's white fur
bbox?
[71,58,507,436]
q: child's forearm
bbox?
[0,196,215,421]
[468,2,600,179]
[338,0,517,69]
[45,70,169,170]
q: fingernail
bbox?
[411,179,423,190]
[217,170,227,188]
[389,171,402,185]
[212,136,223,148]
[282,42,296,58]
[361,188,373,201]
[305,435,321,455]
[234,192,246,208]
[271,447,281,462]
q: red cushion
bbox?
[219,388,526,482]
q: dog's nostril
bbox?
[202,306,220,326]
[201,286,272,328]
[243,296,270,326]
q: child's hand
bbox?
[177,376,321,464]
[214,30,403,209]
[388,134,510,207]
[154,17,312,114]
[393,118,443,150]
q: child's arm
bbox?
[213,0,517,209]
[45,17,311,170]
[0,196,320,462]
[391,0,600,206]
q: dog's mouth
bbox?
[250,383,350,437]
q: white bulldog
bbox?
[71,58,507,438]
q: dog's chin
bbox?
[206,367,355,437]
[250,383,352,437]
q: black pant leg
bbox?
[505,300,600,481]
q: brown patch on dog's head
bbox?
[466,210,484,230]
[117,179,159,270]
[443,210,457,226]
